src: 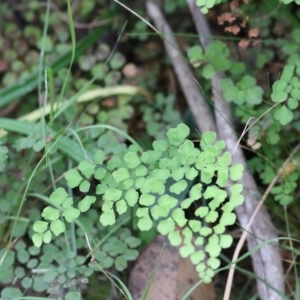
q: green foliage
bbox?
[271,63,300,125]
[195,0,224,14]
[90,228,140,271]
[1,224,140,298]
[33,124,244,282]
[280,0,300,6]
[0,145,8,171]
[188,42,234,78]
[221,76,263,105]
[140,93,183,140]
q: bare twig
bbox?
[186,1,285,299]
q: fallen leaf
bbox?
[128,234,215,300]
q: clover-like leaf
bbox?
[78,196,96,212]
[104,188,122,201]
[229,164,244,181]
[107,156,121,171]
[139,194,156,206]
[94,149,106,165]
[219,234,233,248]
[179,243,195,258]
[43,230,52,243]
[116,199,127,215]
[200,131,216,149]
[33,221,48,233]
[152,140,168,152]
[78,159,95,178]
[62,207,80,222]
[220,212,236,226]
[94,167,107,180]
[187,45,204,67]
[79,180,90,193]
[169,179,188,194]
[124,189,139,207]
[32,233,43,247]
[207,257,220,269]
[112,168,130,182]
[195,206,209,218]
[168,230,182,246]
[274,105,294,125]
[167,123,190,145]
[202,64,216,79]
[124,152,141,169]
[49,187,69,206]
[157,218,175,235]
[100,210,116,226]
[190,251,205,265]
[42,207,60,221]
[137,217,153,231]
[50,219,65,236]
[65,169,82,188]
[205,243,221,257]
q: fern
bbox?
[32,123,244,283]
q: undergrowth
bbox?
[0,0,300,299]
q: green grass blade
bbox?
[45,66,55,123]
[57,0,76,104]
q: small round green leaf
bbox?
[169,179,188,194]
[78,195,96,212]
[62,207,80,222]
[179,243,195,258]
[124,152,141,169]
[274,105,294,125]
[137,217,153,231]
[79,180,90,193]
[49,187,68,206]
[200,131,216,149]
[168,230,182,246]
[219,234,233,248]
[65,169,82,188]
[42,207,60,221]
[94,149,106,164]
[78,160,95,178]
[104,188,122,201]
[43,230,52,243]
[229,164,244,181]
[50,219,65,236]
[167,124,190,145]
[152,140,168,152]
[100,210,116,226]
[112,168,130,182]
[33,221,48,233]
[32,233,43,247]
[116,199,127,215]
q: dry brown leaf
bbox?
[128,235,215,300]
[248,28,259,38]
[225,25,240,35]
[238,39,250,49]
[218,12,236,25]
